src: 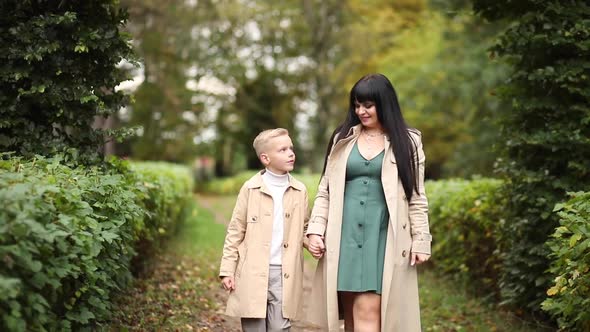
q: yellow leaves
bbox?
[74,44,89,53]
[569,233,582,247]
[547,286,559,296]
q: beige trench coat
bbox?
[219,171,309,319]
[306,124,432,332]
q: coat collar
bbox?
[246,170,305,191]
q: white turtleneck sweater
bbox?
[262,169,290,266]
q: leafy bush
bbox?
[130,161,194,242]
[0,1,135,163]
[197,171,256,195]
[542,192,590,331]
[426,178,505,298]
[472,0,590,312]
[0,154,192,331]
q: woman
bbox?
[306,73,432,331]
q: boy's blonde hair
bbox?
[253,128,289,156]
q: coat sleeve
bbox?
[306,173,329,236]
[409,133,432,255]
[302,189,311,249]
[219,183,249,278]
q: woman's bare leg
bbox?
[352,292,381,332]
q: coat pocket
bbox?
[236,244,247,277]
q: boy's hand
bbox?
[307,234,325,259]
[221,276,235,291]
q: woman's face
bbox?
[354,100,381,129]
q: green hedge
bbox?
[197,171,320,204]
[0,154,193,331]
[542,192,590,331]
[197,171,255,195]
[129,161,194,243]
[426,178,505,298]
[473,0,590,312]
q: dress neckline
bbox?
[354,141,385,162]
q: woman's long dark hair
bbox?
[321,73,420,200]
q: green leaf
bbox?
[74,44,88,53]
[553,203,566,212]
[569,233,582,248]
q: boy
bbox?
[219,128,309,332]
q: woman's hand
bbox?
[307,234,325,259]
[221,276,235,291]
[410,252,430,266]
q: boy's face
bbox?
[260,135,295,174]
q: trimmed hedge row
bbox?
[0,155,193,331]
[197,171,319,205]
[428,180,590,328]
[425,178,505,298]
[542,192,590,331]
[197,171,255,195]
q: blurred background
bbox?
[3,1,588,329]
[107,0,507,180]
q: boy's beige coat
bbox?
[306,124,432,332]
[219,171,309,319]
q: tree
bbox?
[413,9,507,179]
[121,0,220,162]
[364,1,508,179]
[299,0,347,171]
[473,0,590,313]
[0,0,135,164]
[206,0,315,175]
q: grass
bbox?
[172,200,227,255]
[107,200,229,331]
[419,267,553,331]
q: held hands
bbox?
[221,276,235,291]
[410,252,430,266]
[307,234,326,259]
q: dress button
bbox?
[283,243,288,248]
[365,161,370,166]
[363,180,368,184]
[251,216,257,221]
[358,244,362,248]
[360,201,365,205]
[284,273,289,279]
[402,250,407,257]
[403,224,407,230]
[285,213,291,218]
[358,223,363,228]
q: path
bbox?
[196,194,323,332]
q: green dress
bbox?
[337,142,389,294]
